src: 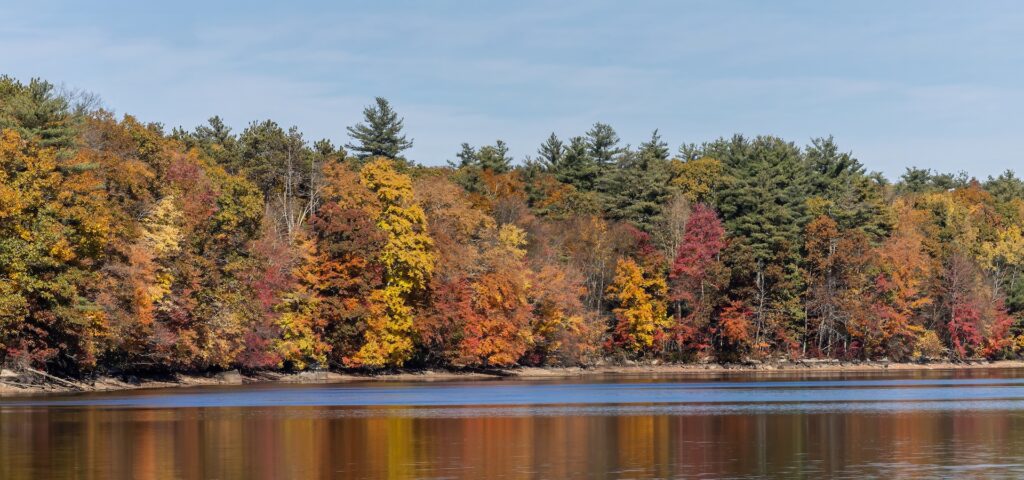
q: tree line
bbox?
[3,76,1024,375]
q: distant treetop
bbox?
[345,97,413,163]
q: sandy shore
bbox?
[4,359,1024,396]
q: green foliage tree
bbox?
[586,122,621,168]
[537,132,564,170]
[598,132,674,232]
[708,135,811,352]
[552,135,600,192]
[0,76,79,153]
[804,136,891,239]
[345,97,414,164]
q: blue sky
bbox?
[4,0,1024,179]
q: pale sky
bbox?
[5,0,1024,179]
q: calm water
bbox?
[4,369,1024,479]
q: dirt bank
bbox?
[4,360,1024,396]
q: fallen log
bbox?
[18,366,90,391]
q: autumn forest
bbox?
[3,76,1024,376]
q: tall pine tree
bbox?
[345,97,414,164]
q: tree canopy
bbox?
[345,97,414,164]
[4,77,1024,376]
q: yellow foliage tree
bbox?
[980,224,1024,293]
[606,257,671,355]
[0,129,112,368]
[670,157,723,203]
[351,158,435,367]
[273,234,329,369]
[355,285,417,367]
[140,195,183,305]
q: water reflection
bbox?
[4,370,1024,479]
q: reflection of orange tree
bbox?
[7,404,1024,477]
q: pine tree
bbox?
[0,76,79,154]
[451,140,513,194]
[638,129,670,162]
[192,116,235,149]
[345,97,414,163]
[711,135,811,352]
[586,122,621,167]
[179,116,239,166]
[555,136,600,191]
[713,135,809,263]
[804,136,891,240]
[985,170,1024,205]
[897,167,969,194]
[454,143,476,168]
[476,140,513,173]
[236,121,307,196]
[598,136,674,232]
[537,132,564,170]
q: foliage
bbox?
[0,129,111,371]
[668,204,728,355]
[606,258,671,356]
[349,158,435,368]
[345,97,414,164]
[6,78,1024,375]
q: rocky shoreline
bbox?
[4,359,1024,396]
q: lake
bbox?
[3,368,1024,479]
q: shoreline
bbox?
[4,360,1024,396]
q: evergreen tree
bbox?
[454,143,476,168]
[712,135,809,263]
[0,76,78,154]
[638,129,670,162]
[598,146,673,232]
[194,116,235,147]
[804,136,891,239]
[181,116,240,168]
[452,140,512,173]
[476,140,513,173]
[897,167,969,194]
[985,170,1024,205]
[537,132,564,170]
[597,130,672,229]
[450,140,513,194]
[345,97,413,163]
[711,135,810,349]
[236,121,315,238]
[556,135,600,191]
[236,120,295,194]
[585,122,621,167]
